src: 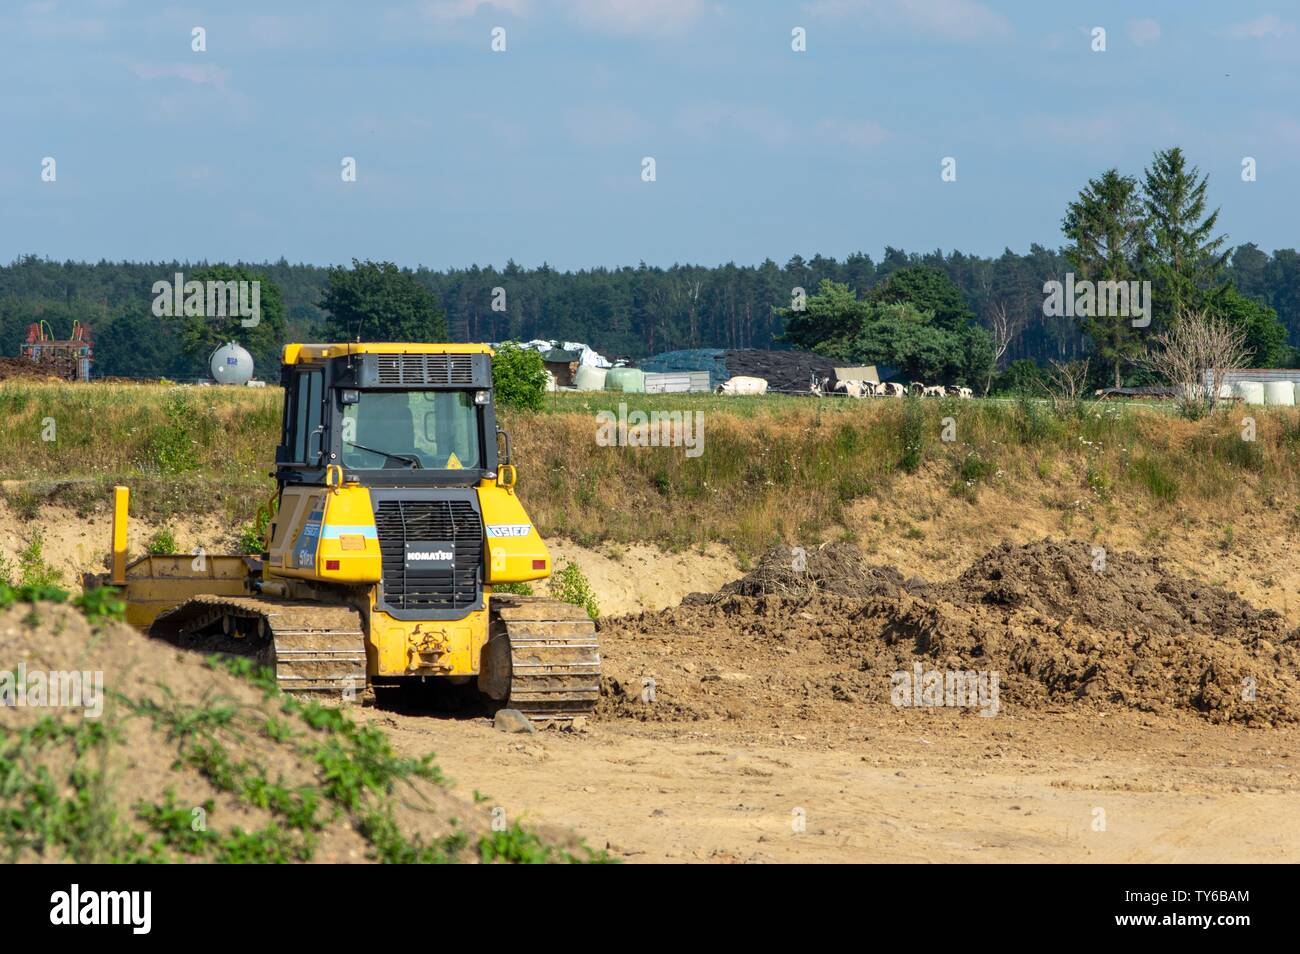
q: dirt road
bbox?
[364,537,1300,863]
[366,708,1299,863]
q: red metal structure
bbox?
[21,320,93,381]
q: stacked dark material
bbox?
[719,349,838,393]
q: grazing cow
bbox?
[879,381,906,398]
[923,384,946,398]
[809,373,826,397]
[834,379,869,399]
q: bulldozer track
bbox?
[487,595,601,721]
[150,595,367,699]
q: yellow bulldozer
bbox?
[105,342,599,721]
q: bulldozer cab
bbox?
[275,344,500,489]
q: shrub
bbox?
[17,532,61,588]
[898,399,926,473]
[492,342,547,412]
[145,527,178,555]
[549,561,599,620]
[493,581,534,596]
[151,391,203,475]
[236,515,268,555]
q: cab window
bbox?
[340,390,481,470]
[290,369,323,464]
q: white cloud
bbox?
[561,0,706,37]
[1126,18,1161,47]
[1227,14,1295,40]
[566,104,653,146]
[129,62,229,88]
[1023,107,1184,148]
[805,0,1013,43]
[816,117,891,150]
[19,0,108,38]
[675,102,795,147]
[417,0,530,22]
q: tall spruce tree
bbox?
[1062,169,1146,387]
[1139,147,1229,327]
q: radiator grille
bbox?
[374,499,483,612]
[375,353,475,386]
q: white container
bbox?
[718,375,768,395]
[1236,381,1265,405]
[573,365,607,391]
[1264,381,1296,406]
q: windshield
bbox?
[341,390,482,471]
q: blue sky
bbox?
[1,1,1297,270]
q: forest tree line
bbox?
[1,149,1296,385]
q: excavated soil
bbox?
[599,539,1300,726]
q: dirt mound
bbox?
[0,357,63,382]
[691,542,912,601]
[601,540,1300,726]
[940,539,1292,642]
[0,600,593,863]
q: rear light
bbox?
[326,559,340,570]
[532,559,546,569]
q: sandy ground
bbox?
[0,503,739,615]
[8,494,1300,863]
[365,707,1299,863]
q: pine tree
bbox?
[1140,147,1229,327]
[1062,169,1145,387]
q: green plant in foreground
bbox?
[478,822,615,864]
[73,586,126,622]
[0,582,69,610]
[3,615,608,864]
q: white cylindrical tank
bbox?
[1235,381,1265,406]
[209,341,254,386]
[1264,381,1296,406]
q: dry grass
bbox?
[3,381,1298,559]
